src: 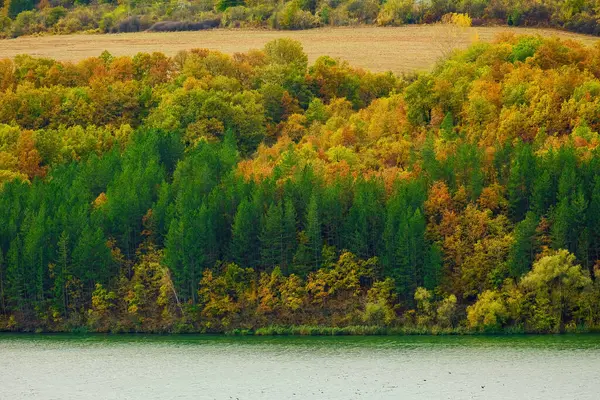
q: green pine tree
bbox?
[230,198,260,268]
[260,202,284,270]
[508,211,539,279]
[282,197,297,273]
[0,248,5,315]
[6,237,23,311]
[305,192,322,270]
[54,231,70,317]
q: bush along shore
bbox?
[2,248,599,335]
[3,36,600,334]
[2,0,600,39]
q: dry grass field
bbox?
[0,25,598,74]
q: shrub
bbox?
[11,10,42,38]
[509,36,544,63]
[148,17,221,32]
[110,15,154,33]
[98,6,128,33]
[41,6,67,28]
[466,290,508,332]
[114,16,143,33]
[54,7,99,33]
[346,0,379,24]
[273,1,319,30]
[99,14,116,33]
[318,6,331,25]
[0,15,11,37]
[222,6,251,28]
[216,0,245,13]
[221,5,275,27]
[519,4,551,26]
[248,5,275,25]
[327,6,350,26]
[363,302,393,326]
[436,294,458,328]
[67,7,98,30]
[377,0,418,26]
[54,16,82,34]
[564,12,600,36]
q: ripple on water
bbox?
[0,334,599,400]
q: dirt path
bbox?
[0,26,597,74]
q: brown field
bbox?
[0,26,598,74]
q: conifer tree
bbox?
[5,0,36,18]
[305,192,322,270]
[164,219,185,299]
[72,225,113,289]
[507,144,535,222]
[508,211,539,279]
[260,202,284,270]
[291,192,321,273]
[6,238,23,311]
[344,180,385,259]
[282,197,297,273]
[0,248,5,315]
[21,207,46,304]
[54,231,70,316]
[531,169,553,216]
[230,198,260,268]
[587,176,600,266]
[423,243,442,291]
[395,208,427,300]
[166,199,218,304]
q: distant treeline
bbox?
[1,36,600,334]
[2,0,600,38]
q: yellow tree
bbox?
[519,250,592,332]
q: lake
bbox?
[0,334,599,399]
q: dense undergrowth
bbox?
[2,35,600,334]
[2,0,600,38]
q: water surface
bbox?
[1,334,599,399]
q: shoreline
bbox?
[1,325,599,336]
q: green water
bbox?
[1,334,599,399]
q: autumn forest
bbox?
[1,34,600,334]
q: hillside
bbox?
[1,35,600,334]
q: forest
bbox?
[2,0,600,38]
[1,34,600,334]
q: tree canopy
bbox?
[2,36,600,334]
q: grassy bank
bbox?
[229,325,468,336]
[226,325,600,336]
[2,320,599,336]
